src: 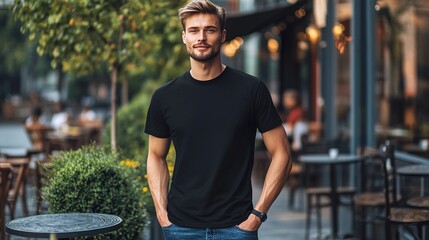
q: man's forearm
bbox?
[147,156,170,220]
[255,150,291,213]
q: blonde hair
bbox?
[179,0,226,31]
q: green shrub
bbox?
[102,80,159,159]
[43,145,146,239]
[119,145,176,217]
[102,93,149,159]
[102,81,180,217]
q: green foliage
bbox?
[102,90,150,159]
[133,0,190,81]
[13,0,133,73]
[44,145,146,239]
[99,0,191,151]
[122,144,175,216]
[13,0,190,151]
[102,80,177,214]
[102,77,183,158]
[12,0,189,76]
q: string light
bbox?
[222,37,245,58]
[306,24,320,44]
[332,22,352,54]
[267,38,279,53]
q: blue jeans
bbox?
[162,224,259,240]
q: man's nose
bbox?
[198,30,206,41]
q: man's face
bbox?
[182,13,226,62]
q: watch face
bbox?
[261,214,267,222]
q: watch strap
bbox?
[251,209,267,222]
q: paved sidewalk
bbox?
[252,174,332,240]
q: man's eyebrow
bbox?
[187,25,218,30]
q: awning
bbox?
[225,0,309,41]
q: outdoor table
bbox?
[6,213,123,239]
[397,164,429,177]
[397,164,429,207]
[46,131,86,153]
[299,154,363,238]
[0,147,41,158]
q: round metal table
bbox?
[397,164,429,207]
[299,154,363,238]
[6,213,123,239]
[397,164,429,177]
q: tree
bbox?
[13,0,187,151]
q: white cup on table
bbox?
[329,148,339,159]
[420,139,428,150]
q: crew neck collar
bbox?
[188,66,228,85]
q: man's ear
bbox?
[221,29,227,43]
[182,31,186,44]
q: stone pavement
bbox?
[252,172,332,240]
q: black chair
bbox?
[381,142,429,240]
[353,147,386,240]
[303,140,355,240]
[305,186,355,239]
[286,148,303,209]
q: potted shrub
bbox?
[43,145,146,239]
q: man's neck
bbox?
[189,58,225,81]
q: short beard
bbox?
[188,46,220,62]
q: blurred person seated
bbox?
[281,89,308,150]
[77,100,102,127]
[78,103,96,124]
[77,100,102,144]
[25,106,47,127]
[25,106,52,151]
[51,101,71,131]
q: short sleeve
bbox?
[254,81,282,133]
[144,91,171,138]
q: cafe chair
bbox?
[25,125,52,154]
[397,165,429,210]
[353,147,387,240]
[285,148,303,209]
[406,196,429,209]
[305,185,355,240]
[302,140,356,240]
[4,157,30,219]
[381,142,429,240]
[0,163,13,240]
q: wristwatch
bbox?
[251,209,267,222]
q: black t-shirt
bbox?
[144,67,282,228]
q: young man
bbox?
[145,0,291,239]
